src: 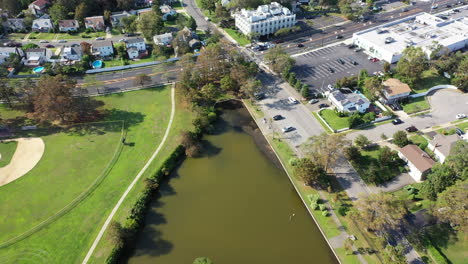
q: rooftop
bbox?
[59,19,78,28]
[92,41,113,48]
[383,78,412,96]
[236,2,293,23]
[429,134,460,157]
[126,37,145,44]
[26,48,46,53]
[330,90,370,106]
[399,144,435,173]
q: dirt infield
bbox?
[0,138,45,187]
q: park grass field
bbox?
[0,86,194,263]
[0,141,17,168]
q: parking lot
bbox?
[292,43,384,94]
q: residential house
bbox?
[427,134,460,163]
[382,78,412,103]
[84,16,106,31]
[398,144,435,181]
[28,0,50,17]
[328,90,371,113]
[3,19,25,32]
[160,5,177,21]
[110,11,131,27]
[0,47,25,58]
[153,32,173,45]
[61,46,83,61]
[127,47,139,59]
[58,19,79,32]
[125,37,146,51]
[131,8,152,16]
[31,18,53,32]
[92,41,114,57]
[25,48,52,66]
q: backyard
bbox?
[412,70,450,93]
[319,109,349,131]
[401,97,430,114]
[0,86,194,263]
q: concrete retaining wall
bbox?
[410,85,458,98]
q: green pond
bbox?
[128,104,338,264]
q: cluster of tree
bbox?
[264,46,295,74]
[335,75,358,89]
[338,0,367,21]
[347,111,376,128]
[283,71,310,98]
[396,46,429,85]
[176,41,260,107]
[392,130,409,148]
[0,75,102,124]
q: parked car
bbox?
[336,35,343,39]
[309,99,319,104]
[95,37,104,40]
[371,58,380,62]
[350,60,358,65]
[273,40,284,44]
[392,118,403,125]
[446,4,452,7]
[431,4,438,9]
[119,38,127,42]
[282,126,295,133]
[354,48,362,52]
[39,40,48,43]
[297,43,304,48]
[58,39,67,43]
[455,128,465,136]
[327,84,334,90]
[254,92,265,100]
[319,103,329,109]
[273,115,283,120]
[124,33,136,37]
[328,67,335,73]
[348,44,356,49]
[337,58,345,64]
[45,44,54,48]
[456,113,466,119]
[288,97,299,104]
[405,125,418,132]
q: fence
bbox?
[410,85,458,98]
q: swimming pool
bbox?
[92,60,103,69]
[32,66,44,73]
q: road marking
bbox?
[82,84,176,264]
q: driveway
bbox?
[346,89,468,142]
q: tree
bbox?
[383,61,391,73]
[22,43,40,51]
[263,46,295,74]
[80,42,92,55]
[445,140,467,180]
[421,164,458,200]
[378,146,396,166]
[363,77,383,99]
[138,11,164,41]
[0,82,15,108]
[117,0,135,10]
[293,158,327,186]
[108,221,126,248]
[354,192,407,232]
[121,15,138,33]
[103,10,112,25]
[172,29,192,57]
[133,73,151,87]
[193,257,213,264]
[0,0,22,16]
[49,3,68,23]
[344,145,361,161]
[433,180,468,232]
[301,84,309,98]
[354,135,371,149]
[75,2,89,22]
[396,46,429,84]
[239,78,261,99]
[200,0,217,13]
[303,132,350,171]
[215,4,230,20]
[179,131,202,157]
[452,74,468,92]
[188,16,197,31]
[392,131,408,148]
[32,75,77,124]
[348,113,363,128]
[220,75,238,93]
[335,76,358,88]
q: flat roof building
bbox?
[353,9,468,63]
[234,2,296,36]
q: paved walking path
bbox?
[82,84,176,264]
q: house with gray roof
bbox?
[3,19,25,32]
[427,134,460,163]
[92,41,114,57]
[61,46,83,61]
[328,90,371,113]
[110,11,131,27]
[32,18,53,32]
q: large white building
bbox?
[234,2,296,36]
[353,10,468,63]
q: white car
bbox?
[39,40,48,43]
[456,113,466,119]
[119,38,127,42]
[309,99,319,104]
[327,84,334,90]
[95,37,104,40]
[57,39,67,43]
[288,97,299,104]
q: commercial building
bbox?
[328,90,370,113]
[234,2,296,36]
[398,144,435,181]
[353,11,468,63]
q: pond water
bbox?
[128,103,338,264]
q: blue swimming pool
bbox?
[32,66,44,73]
[92,60,103,69]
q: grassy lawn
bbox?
[7,33,27,40]
[128,55,157,65]
[401,97,430,114]
[409,134,428,150]
[102,58,124,68]
[319,109,349,131]
[29,32,56,40]
[172,1,184,9]
[312,112,333,133]
[56,31,106,40]
[412,70,449,93]
[435,230,468,264]
[456,121,468,131]
[16,66,34,75]
[0,141,18,168]
[0,104,26,120]
[223,28,250,46]
[0,86,194,263]
[392,182,433,213]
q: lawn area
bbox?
[409,134,428,150]
[223,28,251,46]
[0,86,194,263]
[0,104,26,120]
[412,70,449,93]
[312,111,333,133]
[434,229,468,264]
[172,0,184,9]
[392,182,433,213]
[16,66,34,75]
[401,97,430,114]
[102,58,124,67]
[56,31,106,40]
[29,32,56,40]
[128,55,157,65]
[7,33,27,40]
[319,109,349,131]
[0,141,18,168]
[456,121,468,131]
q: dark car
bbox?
[45,44,55,48]
[273,40,284,44]
[455,128,465,136]
[282,126,295,133]
[328,67,335,73]
[336,35,343,39]
[319,103,329,109]
[254,92,265,100]
[337,58,345,64]
[446,4,452,7]
[273,115,283,121]
[124,33,136,37]
[392,119,403,125]
[297,43,304,48]
[405,125,418,132]
[348,44,356,49]
[350,60,358,65]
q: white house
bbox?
[125,37,146,51]
[92,41,114,57]
[110,11,131,27]
[85,16,106,31]
[0,47,25,59]
[127,47,139,59]
[25,48,52,66]
[328,90,371,113]
[61,46,83,61]
[427,134,460,163]
[398,144,435,181]
[31,18,53,32]
[153,32,173,45]
[58,19,79,32]
[28,0,50,17]
[160,5,177,21]
[234,2,296,36]
[382,78,412,103]
[3,19,25,32]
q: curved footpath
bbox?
[82,84,176,264]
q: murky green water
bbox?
[128,105,338,264]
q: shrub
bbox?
[348,113,363,128]
[310,202,318,210]
[308,194,320,203]
[362,112,376,123]
[338,204,349,216]
[344,146,361,161]
[322,211,329,217]
[393,131,409,147]
[319,204,327,211]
